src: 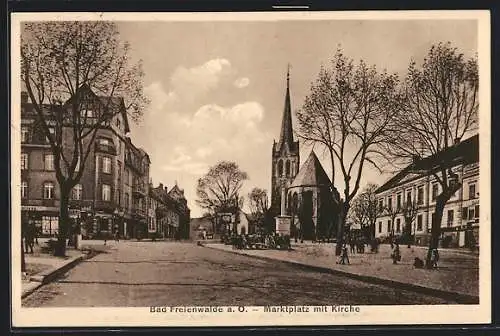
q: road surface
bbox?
[23,241,450,307]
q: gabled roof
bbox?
[290,151,332,188]
[376,134,479,194]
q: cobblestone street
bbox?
[22,241,454,307]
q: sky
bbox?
[116,19,478,217]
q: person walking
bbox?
[349,239,356,255]
[391,242,401,264]
[430,248,440,268]
[338,243,350,265]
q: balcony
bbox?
[94,200,116,212]
[132,207,147,218]
[95,143,117,156]
[132,183,147,197]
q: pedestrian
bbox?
[25,223,35,254]
[391,243,401,264]
[338,244,350,265]
[114,230,120,242]
[349,239,356,254]
[430,248,440,268]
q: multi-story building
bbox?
[20,88,152,239]
[148,183,190,239]
[375,135,479,248]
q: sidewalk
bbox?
[204,242,479,303]
[21,240,113,298]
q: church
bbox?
[271,70,340,240]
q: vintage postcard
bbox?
[11,10,491,327]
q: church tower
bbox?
[271,67,300,215]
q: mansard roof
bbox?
[376,134,479,194]
[290,151,332,188]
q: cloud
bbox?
[170,58,232,99]
[234,77,250,88]
[132,58,272,216]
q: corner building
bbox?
[375,135,479,248]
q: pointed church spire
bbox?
[278,65,294,149]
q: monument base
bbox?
[275,215,292,235]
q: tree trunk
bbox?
[54,188,71,257]
[426,195,446,268]
[335,202,348,256]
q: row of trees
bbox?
[349,183,418,247]
[295,42,478,266]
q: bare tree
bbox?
[386,42,478,266]
[384,204,401,242]
[296,48,402,255]
[196,161,248,216]
[21,22,148,256]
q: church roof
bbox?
[276,68,294,150]
[290,151,332,188]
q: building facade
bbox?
[148,183,190,239]
[375,135,479,248]
[19,88,186,240]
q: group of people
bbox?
[22,221,40,254]
[228,232,292,250]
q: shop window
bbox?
[42,216,59,236]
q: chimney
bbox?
[21,92,28,104]
[164,186,168,193]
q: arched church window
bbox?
[285,160,291,177]
[278,160,283,177]
[292,193,299,213]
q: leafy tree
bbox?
[21,22,148,256]
[296,48,402,255]
[385,42,478,266]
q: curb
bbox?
[203,245,479,304]
[22,254,86,299]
